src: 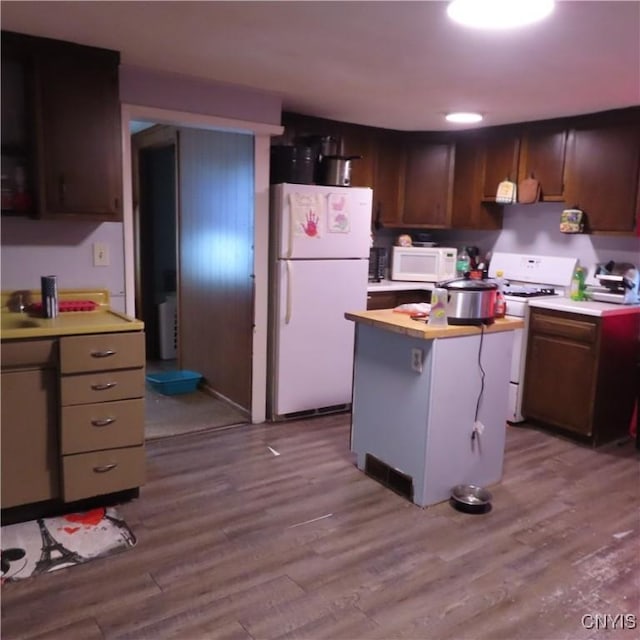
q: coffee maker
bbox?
[368,247,387,282]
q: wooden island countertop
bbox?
[345,309,524,340]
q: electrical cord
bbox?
[474,323,486,423]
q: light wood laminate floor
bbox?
[2,415,639,640]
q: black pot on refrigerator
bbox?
[269,144,315,185]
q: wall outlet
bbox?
[93,242,110,267]
[411,347,423,373]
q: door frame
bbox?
[131,126,178,362]
[121,103,283,424]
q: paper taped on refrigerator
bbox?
[271,183,372,260]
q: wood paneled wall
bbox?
[178,128,254,410]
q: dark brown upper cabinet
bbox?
[400,135,454,228]
[518,123,567,201]
[481,128,520,201]
[564,112,640,234]
[1,33,38,216]
[371,129,404,228]
[451,133,503,230]
[279,108,639,235]
[338,123,376,189]
[279,112,376,188]
[37,39,122,220]
[1,31,122,221]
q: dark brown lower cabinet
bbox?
[367,289,431,310]
[522,308,640,446]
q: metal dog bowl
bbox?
[449,484,492,514]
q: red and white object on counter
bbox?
[29,300,98,313]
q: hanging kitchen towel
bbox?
[290,192,324,238]
[518,175,541,204]
[327,192,350,233]
[560,207,585,233]
[496,178,517,204]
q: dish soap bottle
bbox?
[456,248,470,277]
[570,267,586,301]
[494,269,507,318]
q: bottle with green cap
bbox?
[456,248,470,277]
[570,266,587,301]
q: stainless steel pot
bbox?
[318,155,361,187]
[439,278,497,325]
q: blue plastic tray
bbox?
[145,370,202,395]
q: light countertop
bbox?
[345,309,523,340]
[368,279,435,293]
[528,297,640,317]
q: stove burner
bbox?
[503,286,556,298]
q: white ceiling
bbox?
[2,1,639,131]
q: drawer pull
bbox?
[93,463,118,473]
[91,349,116,358]
[91,382,117,391]
[91,417,116,427]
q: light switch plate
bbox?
[93,242,110,267]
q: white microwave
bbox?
[391,246,458,282]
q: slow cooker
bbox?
[439,277,498,325]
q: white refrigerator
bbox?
[269,182,373,419]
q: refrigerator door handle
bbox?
[285,259,293,324]
[286,199,294,259]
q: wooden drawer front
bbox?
[62,446,145,503]
[367,291,398,310]
[61,399,144,454]
[396,290,431,306]
[61,368,145,406]
[1,338,57,370]
[530,313,598,344]
[60,332,145,373]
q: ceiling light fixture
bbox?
[445,112,484,124]
[447,0,555,30]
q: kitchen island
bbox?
[345,309,523,507]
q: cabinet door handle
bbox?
[91,417,116,427]
[91,382,117,391]
[93,463,118,473]
[91,349,116,358]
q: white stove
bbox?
[502,285,559,317]
[489,252,578,423]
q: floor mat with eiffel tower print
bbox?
[1,506,136,583]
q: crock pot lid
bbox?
[441,278,498,291]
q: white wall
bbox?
[0,64,283,317]
[375,202,640,271]
[1,218,127,312]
